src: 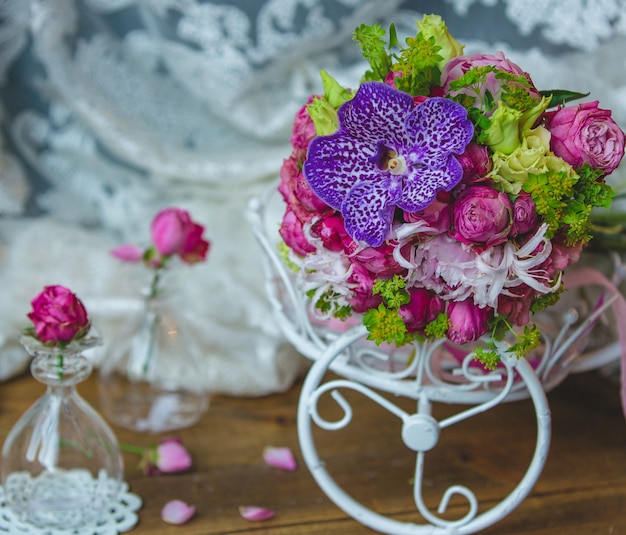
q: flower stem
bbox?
[119,442,147,455]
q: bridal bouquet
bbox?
[278,15,625,368]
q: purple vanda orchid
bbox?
[304,82,474,247]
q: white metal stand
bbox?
[247,191,622,534]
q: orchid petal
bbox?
[239,506,276,522]
[263,446,297,471]
[161,500,195,525]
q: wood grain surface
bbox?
[1,367,624,534]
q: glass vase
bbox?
[98,270,209,432]
[0,333,124,530]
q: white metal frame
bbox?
[248,190,620,534]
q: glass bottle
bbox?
[98,269,209,432]
[0,332,124,529]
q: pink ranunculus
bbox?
[547,101,625,173]
[511,191,540,236]
[447,299,492,345]
[142,437,192,476]
[457,142,492,183]
[27,285,90,344]
[150,207,210,264]
[279,209,316,256]
[441,52,539,115]
[404,192,452,235]
[450,185,513,247]
[346,263,382,314]
[399,288,445,334]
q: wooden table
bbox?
[1,367,625,534]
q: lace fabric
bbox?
[1,0,625,393]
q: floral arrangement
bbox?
[278,15,626,367]
[111,206,211,296]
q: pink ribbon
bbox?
[563,266,626,419]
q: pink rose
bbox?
[498,285,535,327]
[310,212,349,252]
[441,52,539,115]
[399,288,444,334]
[540,235,583,277]
[27,285,90,344]
[279,155,330,223]
[279,209,315,256]
[346,264,382,314]
[511,191,540,236]
[290,96,317,151]
[548,101,625,173]
[346,242,404,277]
[457,142,492,183]
[450,185,513,247]
[404,193,452,235]
[142,437,192,476]
[151,208,210,264]
[447,299,492,345]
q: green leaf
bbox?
[539,89,590,107]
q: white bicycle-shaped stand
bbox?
[248,193,622,534]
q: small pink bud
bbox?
[239,506,275,522]
[161,500,195,525]
[142,437,192,475]
[263,446,297,472]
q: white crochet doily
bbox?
[0,481,141,535]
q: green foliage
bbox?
[372,275,410,308]
[363,303,408,346]
[530,284,564,314]
[539,89,590,107]
[473,346,501,370]
[524,163,615,245]
[424,313,450,339]
[307,288,352,320]
[392,32,442,96]
[352,23,393,82]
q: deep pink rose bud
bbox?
[399,288,444,334]
[151,208,210,264]
[457,142,492,183]
[142,437,192,476]
[447,299,492,345]
[511,191,540,236]
[450,185,513,247]
[291,96,317,151]
[27,285,90,344]
[548,100,625,173]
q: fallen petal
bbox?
[239,506,275,522]
[263,446,297,471]
[161,500,196,525]
[110,244,144,263]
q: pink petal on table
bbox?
[239,506,275,522]
[110,244,144,262]
[263,446,297,471]
[161,500,196,525]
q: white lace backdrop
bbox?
[1,0,625,394]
